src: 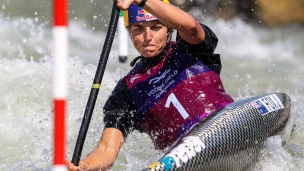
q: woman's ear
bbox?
[167,28,173,41]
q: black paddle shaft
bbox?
[71,3,120,166]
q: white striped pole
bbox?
[118,10,128,63]
[53,0,68,170]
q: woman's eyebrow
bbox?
[153,22,165,26]
[132,24,144,27]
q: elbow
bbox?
[186,18,202,37]
[187,17,197,31]
[177,17,205,44]
[180,16,197,32]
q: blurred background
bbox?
[0,0,303,170]
[2,0,304,28]
[173,0,304,26]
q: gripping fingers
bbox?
[116,0,136,10]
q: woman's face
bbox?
[128,20,168,58]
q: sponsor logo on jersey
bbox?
[130,74,141,84]
[147,69,178,97]
[149,69,171,84]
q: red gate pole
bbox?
[53,0,68,170]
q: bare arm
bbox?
[117,0,205,44]
[66,128,124,171]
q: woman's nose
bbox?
[144,29,152,40]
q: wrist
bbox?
[133,0,140,5]
[135,0,147,7]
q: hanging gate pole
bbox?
[52,0,68,170]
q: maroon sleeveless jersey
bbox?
[125,43,234,150]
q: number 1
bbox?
[165,92,189,119]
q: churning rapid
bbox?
[0,2,303,171]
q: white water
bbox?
[0,10,303,171]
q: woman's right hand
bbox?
[66,128,124,171]
[65,150,109,171]
[66,160,84,171]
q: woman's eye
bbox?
[152,26,161,31]
[135,27,143,32]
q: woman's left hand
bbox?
[115,0,138,10]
